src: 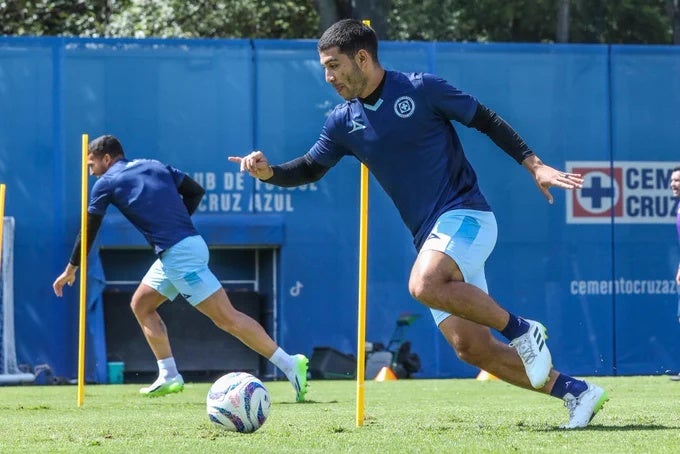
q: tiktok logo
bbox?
[289,281,304,297]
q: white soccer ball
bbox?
[206,372,271,433]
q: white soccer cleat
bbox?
[509,319,552,389]
[561,383,609,429]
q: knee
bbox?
[210,308,241,334]
[408,272,459,306]
[408,272,439,303]
[408,276,426,301]
[130,296,151,318]
[130,289,163,318]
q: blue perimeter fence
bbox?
[1,37,679,381]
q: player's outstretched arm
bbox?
[53,263,78,297]
[228,151,274,180]
[53,213,104,296]
[230,151,330,187]
[522,155,583,204]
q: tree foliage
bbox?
[387,0,673,43]
[0,0,676,43]
[0,0,112,36]
[0,0,319,38]
[570,0,672,44]
[107,0,319,39]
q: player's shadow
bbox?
[277,399,338,405]
[535,424,676,432]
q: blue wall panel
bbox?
[0,37,678,380]
[0,40,68,375]
[61,38,256,379]
[253,40,362,356]
[610,46,680,375]
[431,44,616,376]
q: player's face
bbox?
[320,47,368,100]
[671,170,680,198]
[87,153,111,177]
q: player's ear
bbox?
[357,49,369,66]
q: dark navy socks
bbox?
[500,313,530,341]
[550,373,588,399]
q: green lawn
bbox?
[0,376,678,453]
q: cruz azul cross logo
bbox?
[566,161,678,224]
[393,96,415,118]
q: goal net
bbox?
[0,217,34,384]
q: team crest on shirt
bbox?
[394,96,415,118]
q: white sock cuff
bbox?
[157,357,178,377]
[269,347,293,375]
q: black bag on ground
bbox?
[393,341,421,378]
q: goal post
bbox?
[0,211,35,384]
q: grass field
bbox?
[1,375,678,453]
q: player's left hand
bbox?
[533,165,583,204]
[523,156,583,204]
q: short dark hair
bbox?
[674,166,680,172]
[317,18,379,63]
[89,135,125,159]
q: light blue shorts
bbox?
[141,235,222,306]
[419,209,498,326]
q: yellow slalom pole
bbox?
[356,18,371,428]
[0,184,6,264]
[356,163,368,427]
[77,134,89,407]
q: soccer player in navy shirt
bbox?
[231,19,608,427]
[53,135,309,401]
[670,167,680,381]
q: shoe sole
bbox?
[294,356,309,403]
[533,369,552,389]
[589,390,609,423]
[141,383,184,398]
[530,324,552,389]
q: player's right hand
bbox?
[52,269,76,297]
[228,151,274,180]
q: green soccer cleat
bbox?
[291,354,309,402]
[139,375,184,397]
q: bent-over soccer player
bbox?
[230,19,608,428]
[53,135,308,401]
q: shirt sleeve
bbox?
[177,173,205,215]
[307,113,352,168]
[88,178,112,215]
[167,164,186,187]
[422,73,478,125]
[267,153,329,187]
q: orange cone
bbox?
[476,370,499,381]
[374,366,397,381]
